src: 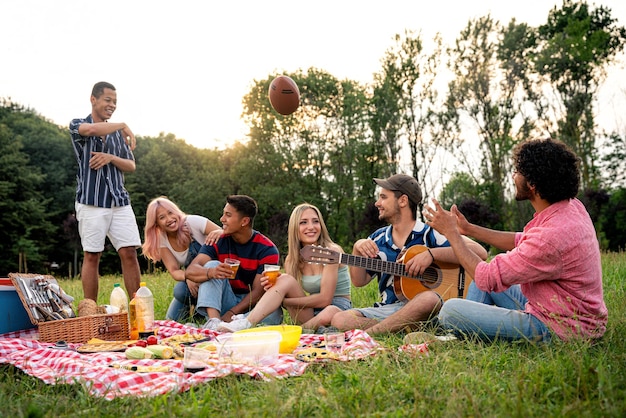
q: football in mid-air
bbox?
[268,75,300,115]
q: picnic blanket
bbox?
[0,320,381,400]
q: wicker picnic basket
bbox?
[38,312,129,343]
[9,273,129,343]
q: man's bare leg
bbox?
[81,251,101,301]
[331,309,379,331]
[365,292,442,335]
[118,246,141,298]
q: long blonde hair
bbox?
[284,203,335,282]
[141,196,191,262]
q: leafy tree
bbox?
[370,39,405,175]
[241,69,374,249]
[0,102,56,274]
[438,172,503,231]
[597,187,626,251]
[445,15,537,229]
[532,0,626,189]
[61,212,80,278]
[128,133,231,220]
[169,145,232,221]
[438,172,480,209]
[599,132,626,189]
[13,105,76,271]
[372,31,453,208]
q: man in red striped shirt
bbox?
[185,195,282,330]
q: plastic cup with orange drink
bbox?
[263,264,281,286]
[225,258,240,279]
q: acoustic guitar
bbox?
[300,245,471,302]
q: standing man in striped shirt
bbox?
[70,81,141,302]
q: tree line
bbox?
[1,0,625,277]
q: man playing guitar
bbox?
[330,174,487,335]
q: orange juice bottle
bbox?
[128,293,139,340]
[135,281,154,332]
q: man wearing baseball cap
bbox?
[331,174,487,335]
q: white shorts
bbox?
[75,202,141,252]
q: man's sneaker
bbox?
[217,318,252,333]
[202,317,222,331]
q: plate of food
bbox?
[76,342,128,353]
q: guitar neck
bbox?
[339,253,406,277]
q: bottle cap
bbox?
[140,281,146,287]
[114,283,121,288]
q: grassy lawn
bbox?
[1,252,625,417]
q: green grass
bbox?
[2,253,626,417]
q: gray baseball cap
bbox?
[373,174,422,206]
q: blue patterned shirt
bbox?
[70,114,134,208]
[369,220,450,305]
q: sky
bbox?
[1,0,625,150]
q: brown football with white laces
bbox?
[268,75,300,115]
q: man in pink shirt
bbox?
[424,138,607,342]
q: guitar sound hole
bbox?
[421,266,442,289]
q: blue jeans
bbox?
[196,260,282,325]
[438,283,552,343]
[165,280,197,322]
[166,239,204,322]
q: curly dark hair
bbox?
[512,138,580,203]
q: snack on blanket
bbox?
[169,344,185,359]
[160,332,206,344]
[76,338,126,353]
[77,344,125,353]
[132,365,171,373]
[194,341,217,351]
[125,346,155,359]
[111,363,171,373]
[86,337,137,346]
[294,347,338,362]
[160,333,209,360]
[146,345,174,359]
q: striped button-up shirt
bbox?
[70,114,134,208]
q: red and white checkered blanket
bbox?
[0,320,381,400]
